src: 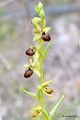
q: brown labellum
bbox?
[26,48,35,56]
[42,32,51,42]
[24,68,33,78]
[31,110,40,118]
[44,86,53,94]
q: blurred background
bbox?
[0,0,80,120]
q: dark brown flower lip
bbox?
[31,110,40,118]
[42,32,51,42]
[24,68,33,78]
[26,48,35,56]
[44,86,53,94]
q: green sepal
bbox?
[20,86,36,99]
[49,95,64,120]
[43,27,51,33]
[33,23,41,33]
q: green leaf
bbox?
[43,27,51,33]
[20,86,36,98]
[33,34,41,41]
[43,42,50,59]
[49,95,64,120]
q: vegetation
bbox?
[21,2,64,120]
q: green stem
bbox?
[39,43,45,120]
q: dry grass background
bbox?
[0,0,80,120]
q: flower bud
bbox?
[24,68,33,78]
[42,32,51,42]
[44,86,53,94]
[31,110,40,118]
[26,48,35,56]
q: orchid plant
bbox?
[21,2,64,120]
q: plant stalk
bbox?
[40,44,45,120]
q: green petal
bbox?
[42,80,52,87]
[43,27,51,33]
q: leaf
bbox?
[33,34,41,41]
[49,95,64,120]
[43,42,50,59]
[43,27,51,33]
[20,86,36,98]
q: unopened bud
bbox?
[24,68,33,78]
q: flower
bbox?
[29,106,42,119]
[43,85,53,94]
[42,32,51,42]
[26,48,35,56]
[24,68,33,78]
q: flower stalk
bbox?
[21,2,64,120]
